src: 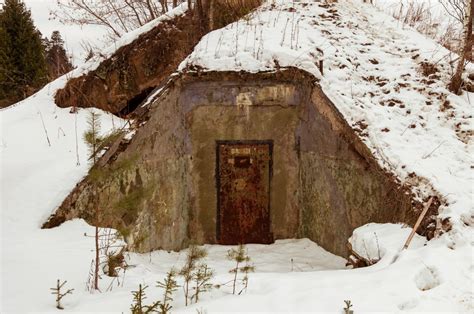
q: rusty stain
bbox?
[216,141,273,245]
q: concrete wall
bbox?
[47,70,417,257]
[298,90,414,256]
[180,80,303,243]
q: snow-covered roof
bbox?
[180,0,473,232]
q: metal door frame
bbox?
[215,140,273,242]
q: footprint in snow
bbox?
[414,265,441,291]
[398,298,419,310]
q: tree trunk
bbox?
[94,224,99,290]
[160,0,169,13]
[466,1,473,61]
[209,0,215,30]
[449,0,472,94]
[195,0,206,31]
[146,0,156,19]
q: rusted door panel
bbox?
[217,141,273,245]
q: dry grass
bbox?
[377,0,462,56]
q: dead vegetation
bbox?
[381,0,466,58]
[419,61,439,77]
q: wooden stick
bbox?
[347,242,365,261]
[403,196,434,250]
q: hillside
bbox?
[1,0,472,312]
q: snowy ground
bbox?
[1,0,473,312]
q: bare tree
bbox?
[441,0,468,22]
[52,1,185,40]
[441,0,472,60]
[449,0,473,94]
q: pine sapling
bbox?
[343,300,354,314]
[93,214,100,291]
[83,111,102,164]
[179,245,207,306]
[192,264,214,303]
[227,244,255,295]
[238,263,255,295]
[83,114,124,291]
[130,284,161,314]
[50,279,74,310]
[157,269,179,314]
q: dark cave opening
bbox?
[117,86,156,117]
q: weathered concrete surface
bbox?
[182,81,301,243]
[298,87,415,256]
[45,86,190,252]
[44,69,437,257]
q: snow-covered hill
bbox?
[1,0,473,312]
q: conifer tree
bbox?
[130,284,161,314]
[227,244,255,295]
[50,279,74,310]
[83,111,102,164]
[179,245,207,306]
[45,31,73,80]
[157,269,179,313]
[191,264,213,303]
[0,0,47,106]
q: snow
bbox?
[1,0,473,312]
[349,223,427,262]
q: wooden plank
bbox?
[403,196,434,250]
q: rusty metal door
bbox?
[216,141,273,245]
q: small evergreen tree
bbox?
[83,111,102,164]
[83,111,123,164]
[83,110,102,291]
[179,245,207,306]
[130,284,161,314]
[45,31,73,79]
[191,264,213,303]
[343,300,354,314]
[0,0,47,106]
[83,112,123,292]
[50,279,74,310]
[157,269,179,313]
[227,244,255,295]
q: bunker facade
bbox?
[46,69,417,257]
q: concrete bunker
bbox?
[44,68,423,257]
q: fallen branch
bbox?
[422,141,445,159]
[346,242,371,268]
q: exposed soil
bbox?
[54,12,204,115]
